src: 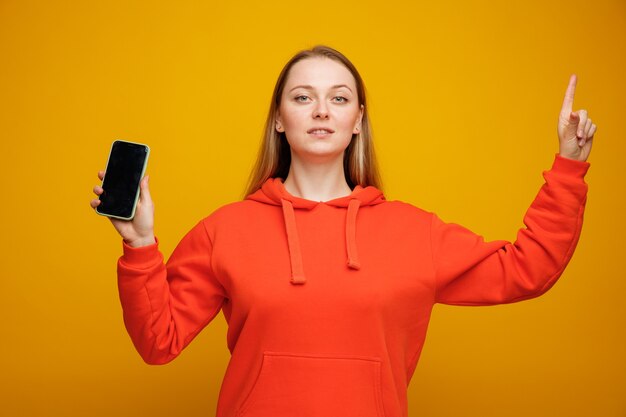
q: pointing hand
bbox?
[557,74,596,162]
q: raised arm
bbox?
[432,154,589,305]
[432,75,596,305]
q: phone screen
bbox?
[97,140,150,220]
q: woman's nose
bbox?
[313,102,329,119]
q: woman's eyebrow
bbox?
[288,84,353,93]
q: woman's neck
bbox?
[283,155,352,202]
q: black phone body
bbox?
[96,140,150,220]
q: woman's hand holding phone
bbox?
[91,170,156,247]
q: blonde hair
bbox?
[243,45,383,198]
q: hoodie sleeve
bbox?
[116,218,227,364]
[431,154,590,306]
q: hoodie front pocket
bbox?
[236,351,386,417]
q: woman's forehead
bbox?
[284,57,357,91]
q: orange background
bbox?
[1,0,624,416]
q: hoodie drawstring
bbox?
[280,197,362,285]
[346,199,362,270]
[281,199,306,284]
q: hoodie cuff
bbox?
[121,236,162,269]
[551,153,590,180]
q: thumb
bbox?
[569,111,580,124]
[139,175,152,201]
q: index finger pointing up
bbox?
[561,74,577,116]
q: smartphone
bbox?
[96,140,150,220]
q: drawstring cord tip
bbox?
[290,274,307,284]
[347,259,361,270]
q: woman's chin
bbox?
[291,147,348,163]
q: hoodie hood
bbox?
[246,177,386,285]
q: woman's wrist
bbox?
[126,236,156,248]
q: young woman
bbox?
[91,45,596,417]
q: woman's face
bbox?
[276,57,363,162]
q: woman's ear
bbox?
[275,112,284,133]
[353,104,364,134]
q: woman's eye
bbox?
[333,96,348,103]
[295,95,309,102]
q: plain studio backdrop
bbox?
[0,1,624,416]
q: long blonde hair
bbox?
[243,45,383,198]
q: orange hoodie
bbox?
[117,154,589,417]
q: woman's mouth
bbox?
[307,128,335,137]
